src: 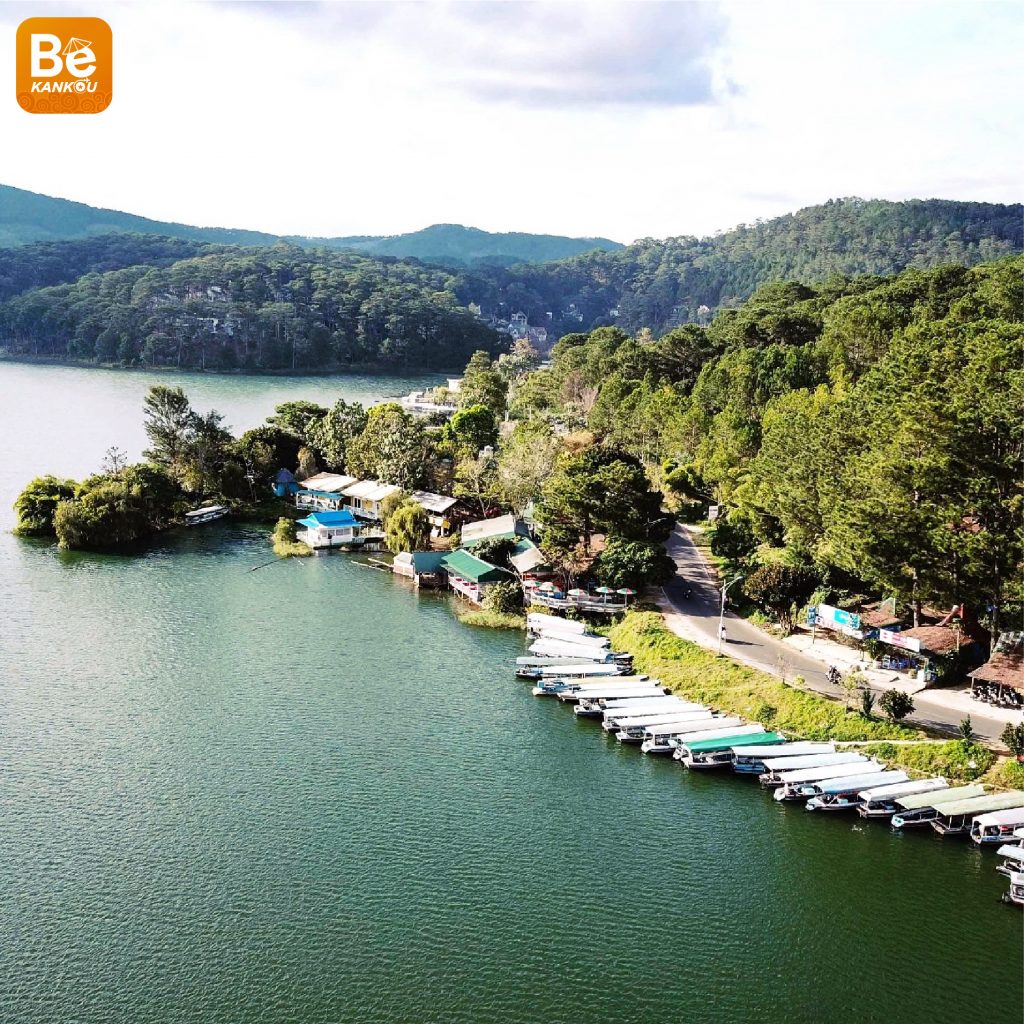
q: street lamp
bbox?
[718,575,743,654]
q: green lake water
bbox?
[0,363,1019,1023]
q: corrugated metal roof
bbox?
[299,473,356,492]
[410,490,458,515]
[297,509,358,528]
[441,548,513,584]
[461,513,525,545]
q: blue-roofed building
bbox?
[273,468,299,497]
[296,509,362,549]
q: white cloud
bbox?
[0,1,1019,242]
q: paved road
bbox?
[662,525,1008,747]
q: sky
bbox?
[1,0,1021,243]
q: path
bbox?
[661,524,1012,748]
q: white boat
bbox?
[533,675,650,697]
[557,679,660,702]
[1004,869,1024,908]
[856,778,948,818]
[527,612,589,633]
[538,663,624,679]
[996,844,1024,877]
[732,742,834,775]
[572,688,671,715]
[674,729,779,768]
[601,701,706,731]
[765,757,876,793]
[670,725,768,763]
[185,503,229,525]
[803,771,908,810]
[970,807,1024,845]
[529,638,626,662]
[890,784,987,829]
[640,716,743,755]
[615,710,716,742]
[516,657,621,679]
[758,752,866,786]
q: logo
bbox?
[16,18,112,114]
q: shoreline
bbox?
[0,352,459,379]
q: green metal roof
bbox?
[933,792,1024,818]
[441,548,513,584]
[685,732,784,754]
[895,784,985,811]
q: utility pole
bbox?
[718,575,743,654]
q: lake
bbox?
[0,363,1019,1023]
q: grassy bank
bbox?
[456,609,525,630]
[859,741,996,783]
[609,612,923,742]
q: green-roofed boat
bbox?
[677,731,785,769]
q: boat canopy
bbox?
[762,752,863,773]
[617,710,713,726]
[894,784,986,811]
[604,700,703,721]
[538,663,622,678]
[662,723,752,744]
[517,656,598,667]
[681,729,773,754]
[813,770,908,795]
[529,639,618,661]
[528,613,588,635]
[645,716,741,737]
[858,778,947,803]
[997,845,1024,864]
[972,807,1024,829]
[732,741,832,759]
[774,759,879,786]
[537,632,610,649]
[931,792,1024,819]
[580,686,666,701]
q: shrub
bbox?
[860,688,876,719]
[484,580,524,615]
[958,716,975,746]
[879,689,915,722]
[13,475,77,536]
[272,517,311,558]
[1000,722,1024,758]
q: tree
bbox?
[472,537,518,569]
[13,475,77,535]
[483,580,523,615]
[266,400,330,441]
[742,564,819,633]
[378,489,410,530]
[494,422,561,515]
[346,403,429,489]
[307,399,367,469]
[593,539,676,591]
[879,689,915,723]
[235,426,303,485]
[860,687,876,719]
[143,385,194,472]
[53,480,152,550]
[1000,722,1024,758]
[958,716,975,746]
[447,404,497,456]
[385,500,431,553]
[459,350,507,414]
[454,452,496,516]
[539,446,670,557]
[101,446,128,476]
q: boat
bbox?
[529,638,630,662]
[601,701,707,731]
[640,716,743,755]
[803,771,909,810]
[766,758,880,795]
[571,688,671,715]
[890,785,987,829]
[527,613,589,636]
[1003,869,1024,908]
[557,684,667,708]
[676,730,782,769]
[184,503,229,525]
[732,742,835,775]
[856,777,949,818]
[931,792,1024,838]
[969,807,1024,845]
[758,752,866,786]
[996,844,1024,877]
[615,710,716,742]
[534,676,652,698]
[515,657,623,679]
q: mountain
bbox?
[0,185,279,248]
[0,185,622,265]
[464,198,1024,337]
[308,223,624,265]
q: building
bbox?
[296,509,362,549]
[295,473,357,511]
[509,537,548,576]
[440,549,514,605]
[272,468,299,498]
[342,479,402,521]
[392,550,446,588]
[968,634,1023,706]
[460,513,529,548]
[409,490,461,537]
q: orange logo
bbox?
[16,18,112,114]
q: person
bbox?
[827,665,840,684]
[719,624,727,643]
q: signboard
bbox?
[878,628,921,653]
[815,604,862,631]
[708,505,720,522]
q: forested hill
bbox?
[0,185,621,265]
[0,244,502,372]
[466,198,1024,336]
[318,224,623,265]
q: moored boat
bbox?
[996,844,1024,877]
[758,751,866,787]
[767,758,880,798]
[1003,870,1024,908]
[732,742,834,775]
[615,710,716,743]
[185,503,229,525]
[676,730,782,769]
[890,784,987,829]
[931,792,1024,838]
[856,777,948,818]
[969,806,1024,845]
[803,770,908,810]
[640,716,743,755]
